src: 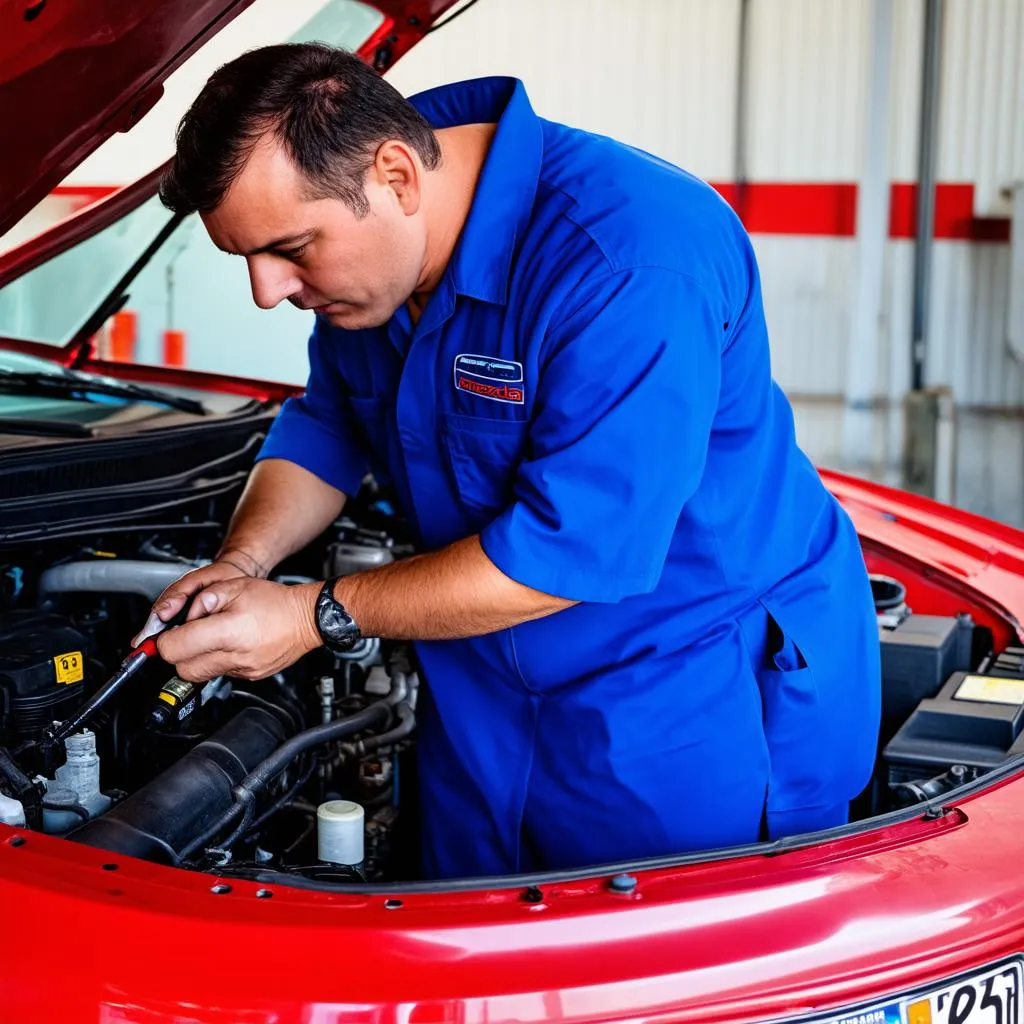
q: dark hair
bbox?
[159,42,441,217]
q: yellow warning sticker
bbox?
[54,651,84,685]
[955,673,1024,706]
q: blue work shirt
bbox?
[258,77,881,878]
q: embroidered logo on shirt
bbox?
[453,354,525,404]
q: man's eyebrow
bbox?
[225,232,315,257]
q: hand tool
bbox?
[43,598,193,747]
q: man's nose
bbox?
[247,256,302,310]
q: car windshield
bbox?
[0,0,384,385]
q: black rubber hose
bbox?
[178,802,244,861]
[212,790,256,852]
[242,756,321,839]
[218,746,319,849]
[179,701,390,859]
[351,702,415,756]
[42,800,90,823]
[238,700,389,797]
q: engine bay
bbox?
[1,490,1023,885]
[0,488,424,885]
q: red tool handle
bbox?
[135,637,160,658]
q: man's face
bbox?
[201,136,427,330]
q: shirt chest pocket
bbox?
[440,412,529,528]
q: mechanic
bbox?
[137,42,881,878]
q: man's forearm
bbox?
[218,458,348,577]
[326,535,575,641]
[156,535,576,682]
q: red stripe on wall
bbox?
[47,181,1010,242]
[712,182,859,237]
[711,181,1010,242]
[887,183,1011,242]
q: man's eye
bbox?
[279,246,306,261]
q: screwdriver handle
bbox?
[136,637,159,658]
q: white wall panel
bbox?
[923,244,1023,407]
[386,0,741,180]
[718,1,924,182]
[940,0,1024,214]
[955,412,1024,526]
[745,0,869,180]
[750,236,856,394]
[889,0,924,180]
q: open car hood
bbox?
[0,0,459,239]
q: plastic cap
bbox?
[317,800,364,866]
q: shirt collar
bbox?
[408,77,543,306]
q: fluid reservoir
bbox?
[317,799,364,866]
[41,729,111,833]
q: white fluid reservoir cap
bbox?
[0,792,25,827]
[317,800,364,866]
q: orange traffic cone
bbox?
[162,329,186,368]
[109,310,137,362]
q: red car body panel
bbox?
[0,0,459,237]
[1,0,249,240]
[0,785,1022,1023]
[2,2,1024,1022]
[826,471,1024,646]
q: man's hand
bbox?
[131,551,264,648]
[155,578,322,682]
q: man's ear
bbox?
[373,140,421,215]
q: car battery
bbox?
[879,614,975,732]
[987,645,1024,678]
[884,655,1024,784]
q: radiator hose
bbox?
[69,707,285,864]
[179,699,391,859]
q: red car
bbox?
[2,2,1024,1022]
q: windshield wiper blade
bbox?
[0,417,93,438]
[0,370,206,415]
[76,374,207,415]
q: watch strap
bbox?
[315,577,361,652]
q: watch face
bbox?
[316,580,361,651]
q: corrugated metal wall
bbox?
[745,0,869,181]
[389,0,741,179]
[941,0,1024,214]
[387,0,1024,526]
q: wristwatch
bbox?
[314,577,362,653]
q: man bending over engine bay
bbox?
[135,43,881,878]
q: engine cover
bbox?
[0,611,90,742]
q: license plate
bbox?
[824,959,1022,1024]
